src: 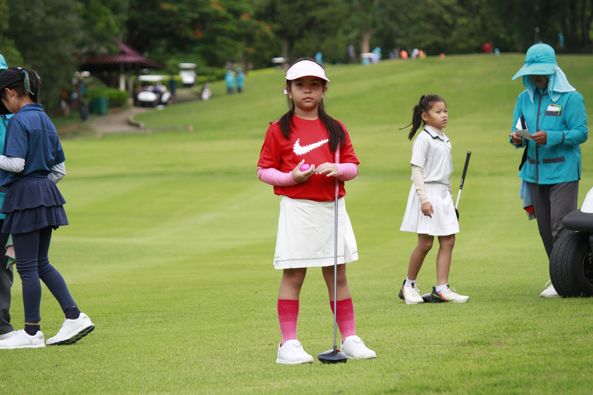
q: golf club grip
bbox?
[458,151,472,190]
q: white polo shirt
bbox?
[410,125,452,185]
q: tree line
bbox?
[1,0,592,111]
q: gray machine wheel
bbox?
[550,231,593,297]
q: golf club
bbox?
[318,158,347,364]
[455,150,472,210]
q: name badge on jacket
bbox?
[545,104,562,116]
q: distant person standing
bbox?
[481,42,493,53]
[315,51,323,65]
[235,68,245,94]
[225,69,235,95]
[557,32,565,51]
[78,78,88,121]
[509,43,588,298]
[347,44,356,63]
[372,47,381,63]
[200,83,212,101]
[168,76,177,103]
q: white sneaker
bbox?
[0,331,16,341]
[341,335,376,359]
[540,282,559,298]
[46,312,94,346]
[0,330,45,349]
[276,339,314,365]
[431,286,469,303]
[398,281,424,304]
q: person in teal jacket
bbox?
[0,54,14,339]
[509,43,588,298]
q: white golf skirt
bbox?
[400,183,459,236]
[273,196,358,269]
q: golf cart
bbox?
[179,63,197,87]
[135,75,171,107]
[549,187,593,297]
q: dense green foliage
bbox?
[1,0,592,111]
[1,54,592,394]
[88,86,129,108]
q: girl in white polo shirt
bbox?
[258,58,376,364]
[399,94,469,304]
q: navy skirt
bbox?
[1,177,68,234]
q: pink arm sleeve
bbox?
[257,167,298,186]
[336,163,358,181]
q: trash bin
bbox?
[91,96,108,115]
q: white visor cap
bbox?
[285,60,329,82]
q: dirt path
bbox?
[89,106,150,135]
[89,89,199,135]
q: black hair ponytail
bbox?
[26,69,41,102]
[405,94,445,140]
[318,101,345,152]
[0,67,41,101]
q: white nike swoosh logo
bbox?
[293,138,329,156]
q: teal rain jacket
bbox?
[0,54,11,219]
[510,44,588,185]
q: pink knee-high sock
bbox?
[330,298,356,339]
[278,299,299,344]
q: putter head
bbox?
[318,348,347,364]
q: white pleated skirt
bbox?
[400,183,459,236]
[274,196,358,269]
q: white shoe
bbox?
[0,331,16,341]
[540,282,559,298]
[0,330,45,349]
[398,281,424,304]
[431,286,469,303]
[341,335,376,359]
[276,339,314,365]
[46,312,94,346]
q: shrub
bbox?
[196,66,226,84]
[88,86,128,108]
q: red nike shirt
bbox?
[258,116,359,202]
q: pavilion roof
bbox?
[81,40,163,71]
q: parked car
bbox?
[179,63,197,87]
[135,75,171,107]
[550,187,593,297]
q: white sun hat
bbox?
[285,60,329,82]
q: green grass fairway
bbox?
[2,54,593,394]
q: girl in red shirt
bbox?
[258,59,376,364]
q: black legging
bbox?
[13,227,76,323]
[0,222,12,334]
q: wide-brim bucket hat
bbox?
[285,59,329,82]
[512,43,557,80]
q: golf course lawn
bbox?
[1,53,593,394]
